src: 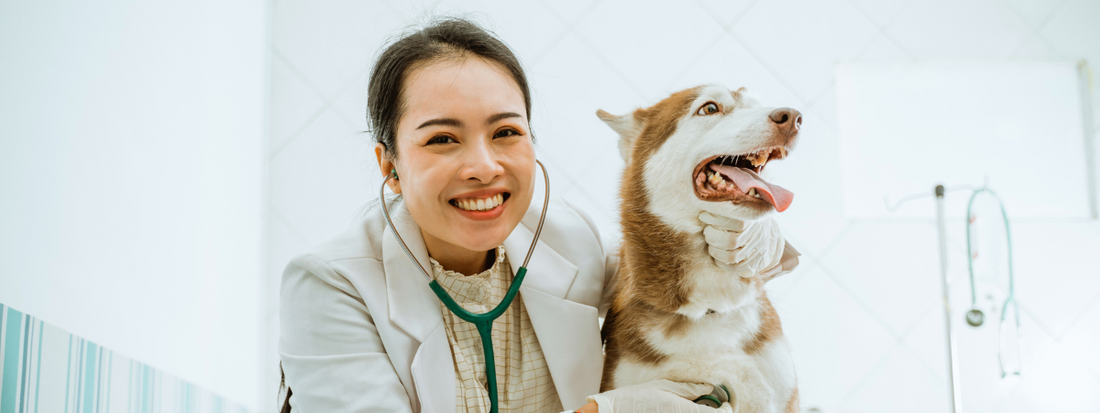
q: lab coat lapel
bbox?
[381,198,444,343]
[381,199,456,413]
[504,223,603,409]
[410,324,456,413]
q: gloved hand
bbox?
[586,380,734,413]
[700,211,786,278]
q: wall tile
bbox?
[1059,298,1100,380]
[1010,222,1100,338]
[433,0,568,67]
[820,222,943,337]
[528,32,640,182]
[691,0,758,29]
[995,342,1100,412]
[574,0,726,102]
[273,0,403,99]
[886,0,1033,59]
[269,55,328,155]
[846,0,914,28]
[1000,0,1069,31]
[774,267,898,411]
[733,0,879,102]
[269,109,378,245]
[670,34,804,109]
[839,345,954,413]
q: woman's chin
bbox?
[449,220,520,252]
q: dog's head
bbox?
[599,85,801,231]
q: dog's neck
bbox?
[617,162,761,318]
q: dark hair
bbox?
[278,16,531,412]
[369,17,533,160]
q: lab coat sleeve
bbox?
[279,253,413,413]
[598,237,620,320]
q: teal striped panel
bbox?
[0,303,251,413]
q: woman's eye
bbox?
[696,102,720,116]
[494,129,520,139]
[426,135,457,145]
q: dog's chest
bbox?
[614,305,774,389]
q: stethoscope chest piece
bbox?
[965,308,985,327]
[694,384,734,410]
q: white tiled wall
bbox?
[265,0,1100,411]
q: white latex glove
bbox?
[700,211,786,278]
[587,380,734,413]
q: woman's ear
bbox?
[375,143,401,194]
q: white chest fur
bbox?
[611,260,798,412]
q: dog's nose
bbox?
[769,107,802,136]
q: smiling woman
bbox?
[275,16,784,413]
[376,51,536,276]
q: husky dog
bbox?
[598,85,802,412]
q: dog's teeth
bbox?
[754,193,762,198]
[749,153,769,167]
[748,188,757,197]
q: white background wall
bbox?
[266,0,1100,411]
[0,1,267,409]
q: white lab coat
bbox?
[279,196,616,412]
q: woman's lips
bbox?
[451,197,506,221]
[449,191,509,221]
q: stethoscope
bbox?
[963,187,1021,379]
[378,159,550,413]
[891,183,1021,413]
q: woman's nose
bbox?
[462,142,505,183]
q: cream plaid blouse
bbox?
[429,245,564,413]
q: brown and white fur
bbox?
[598,85,801,413]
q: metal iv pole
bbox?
[934,184,963,413]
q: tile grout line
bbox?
[726,31,815,106]
[268,49,340,160]
[529,0,606,68]
[660,30,729,92]
[816,261,912,341]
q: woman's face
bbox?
[378,56,535,257]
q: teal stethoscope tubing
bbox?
[378,159,550,413]
[964,187,1021,378]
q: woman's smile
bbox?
[448,188,511,220]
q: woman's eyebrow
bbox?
[416,118,462,130]
[485,112,522,125]
[416,112,522,130]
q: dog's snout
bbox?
[768,107,802,135]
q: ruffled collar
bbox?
[428,245,508,305]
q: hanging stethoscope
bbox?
[378,160,550,413]
[962,187,1021,379]
[888,183,1022,413]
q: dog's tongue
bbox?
[709,164,794,212]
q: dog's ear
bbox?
[597,109,646,162]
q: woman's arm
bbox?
[279,253,413,412]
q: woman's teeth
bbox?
[455,194,504,211]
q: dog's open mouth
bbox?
[692,147,794,212]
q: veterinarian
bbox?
[277,17,799,413]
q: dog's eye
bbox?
[696,102,720,116]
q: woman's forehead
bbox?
[401,58,526,123]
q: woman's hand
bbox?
[574,400,599,413]
[700,211,787,278]
[581,380,733,413]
